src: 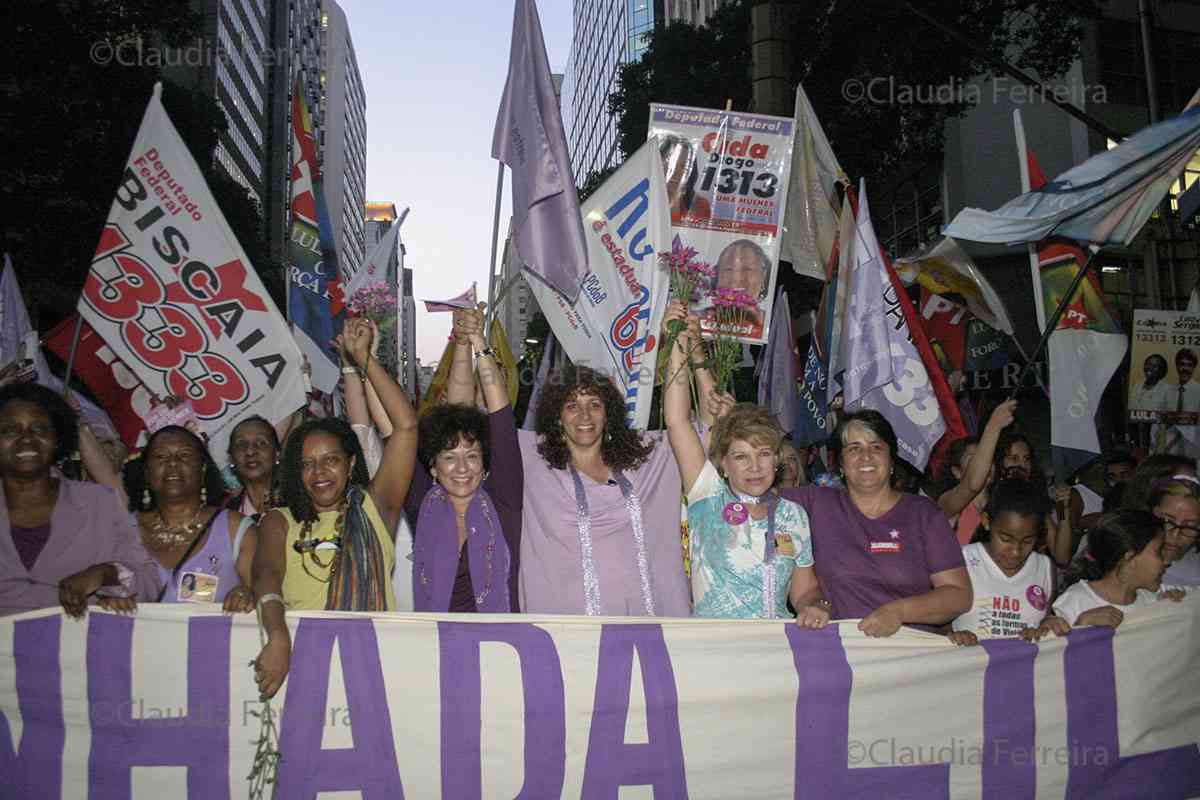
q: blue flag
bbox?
[794,341,829,448]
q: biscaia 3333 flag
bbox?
[75,83,305,461]
[840,182,945,469]
[492,0,588,302]
[523,140,672,430]
[287,77,345,394]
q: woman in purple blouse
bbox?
[406,305,522,612]
[0,384,158,617]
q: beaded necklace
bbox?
[292,501,346,583]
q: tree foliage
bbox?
[607,0,1101,185]
[3,1,282,321]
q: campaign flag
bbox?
[422,284,477,313]
[648,103,796,344]
[75,83,305,461]
[0,258,117,439]
[841,182,945,469]
[287,77,345,394]
[523,332,558,430]
[1023,146,1128,462]
[780,84,845,281]
[945,104,1200,247]
[894,236,1016,337]
[524,140,671,430]
[794,340,829,447]
[417,339,456,417]
[492,0,588,302]
[343,209,405,300]
[45,316,155,449]
[757,291,798,433]
[823,194,856,403]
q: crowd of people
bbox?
[0,305,1194,699]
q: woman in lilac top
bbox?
[120,426,256,612]
[0,384,158,617]
[779,409,972,636]
[405,305,521,612]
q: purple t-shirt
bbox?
[779,486,965,631]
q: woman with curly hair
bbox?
[118,425,256,613]
[252,318,417,699]
[993,429,1074,566]
[446,317,692,616]
[664,301,826,622]
[404,305,522,612]
[223,415,284,521]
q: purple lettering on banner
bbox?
[86,613,230,800]
[438,622,566,800]
[0,615,64,799]
[276,618,404,799]
[979,639,1036,799]
[787,626,949,799]
[581,624,688,799]
[1063,626,1200,799]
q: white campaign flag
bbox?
[525,141,672,429]
[77,83,306,462]
[780,84,845,281]
[344,208,405,300]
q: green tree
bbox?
[578,165,620,203]
[607,0,1100,185]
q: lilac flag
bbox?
[492,0,588,303]
[841,182,945,469]
[523,332,557,430]
[757,291,798,434]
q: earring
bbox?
[142,487,152,507]
[604,429,612,443]
[200,485,207,504]
[482,470,491,481]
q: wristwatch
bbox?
[475,347,498,361]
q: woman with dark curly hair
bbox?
[224,415,283,520]
[252,318,417,699]
[0,384,158,617]
[117,424,256,613]
[404,305,522,612]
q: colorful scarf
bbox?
[413,485,511,613]
[325,485,390,611]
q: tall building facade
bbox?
[320,1,368,275]
[497,234,538,359]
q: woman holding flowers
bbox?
[664,301,828,623]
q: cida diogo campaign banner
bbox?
[3,600,1199,799]
[1129,309,1200,426]
[525,141,671,430]
[647,103,795,344]
[77,84,306,461]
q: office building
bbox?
[320,1,368,275]
[362,201,418,393]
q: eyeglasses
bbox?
[1157,516,1200,541]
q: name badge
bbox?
[869,541,902,554]
[775,533,796,557]
[178,571,218,602]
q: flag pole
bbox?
[1007,245,1102,401]
[484,162,505,329]
[62,313,86,392]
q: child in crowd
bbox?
[1051,509,1187,628]
[949,479,1059,645]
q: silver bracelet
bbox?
[257,593,284,610]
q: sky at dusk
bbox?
[337,0,575,363]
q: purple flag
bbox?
[841,182,945,469]
[492,0,588,302]
[757,291,798,433]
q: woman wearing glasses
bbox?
[1149,477,1200,586]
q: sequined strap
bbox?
[569,467,656,616]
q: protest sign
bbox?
[2,599,1199,798]
[647,103,795,344]
[1129,309,1200,425]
